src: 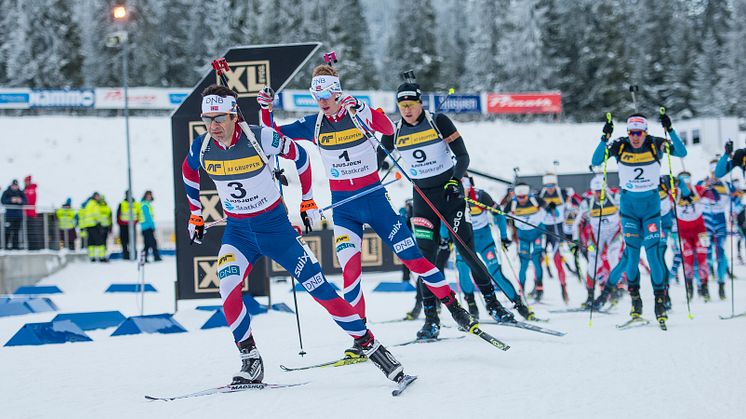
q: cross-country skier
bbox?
[702,157,733,300]
[539,173,569,302]
[674,172,711,300]
[504,183,547,300]
[257,65,476,347]
[183,84,406,386]
[590,113,687,328]
[378,81,534,337]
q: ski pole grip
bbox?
[605,112,612,123]
[659,106,666,116]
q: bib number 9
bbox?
[413,149,427,163]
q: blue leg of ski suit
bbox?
[517,228,544,290]
[707,220,728,284]
[619,190,666,291]
[455,225,518,301]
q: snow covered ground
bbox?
[1,256,745,418]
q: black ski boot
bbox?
[629,285,643,319]
[654,289,668,330]
[719,283,726,300]
[232,336,264,385]
[534,284,544,302]
[464,293,480,318]
[685,279,694,300]
[485,293,515,323]
[513,299,536,321]
[344,318,367,359]
[404,298,422,320]
[663,287,672,310]
[581,287,594,309]
[441,291,477,331]
[355,332,404,383]
[560,284,569,304]
[416,304,441,339]
[592,285,612,311]
[699,284,711,302]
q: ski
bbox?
[616,317,650,330]
[484,319,566,337]
[145,382,309,401]
[392,374,417,396]
[394,336,465,347]
[280,356,368,372]
[468,324,510,351]
[549,307,612,314]
[720,311,746,320]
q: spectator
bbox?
[97,195,113,262]
[80,192,102,262]
[117,190,143,260]
[2,180,26,249]
[56,198,77,250]
[23,175,43,250]
[140,190,161,262]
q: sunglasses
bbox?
[628,130,646,137]
[201,113,232,125]
[309,84,339,101]
[544,183,556,188]
[398,100,420,110]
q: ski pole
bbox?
[728,145,736,318]
[320,173,402,216]
[662,106,693,319]
[465,168,514,185]
[589,112,611,327]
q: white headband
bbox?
[627,116,648,131]
[514,185,530,196]
[310,75,342,94]
[201,95,237,115]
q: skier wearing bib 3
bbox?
[380,82,534,335]
[183,85,406,386]
[591,113,687,327]
[257,65,476,347]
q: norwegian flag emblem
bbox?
[211,105,219,111]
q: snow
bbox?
[1,257,745,418]
[0,115,728,227]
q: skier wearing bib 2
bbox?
[257,65,476,347]
[380,82,534,336]
[183,85,406,386]
[591,113,687,327]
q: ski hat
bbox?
[626,115,648,131]
[514,184,530,196]
[397,82,422,102]
[309,75,342,100]
[542,174,558,185]
[201,94,237,115]
[590,175,605,191]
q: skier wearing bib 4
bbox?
[504,183,547,300]
[257,65,476,347]
[539,174,569,303]
[697,160,732,300]
[573,175,623,308]
[591,113,687,326]
[183,85,406,386]
[380,82,534,336]
[674,172,711,300]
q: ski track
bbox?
[1,258,745,418]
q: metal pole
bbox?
[123,31,136,261]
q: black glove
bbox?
[501,237,512,249]
[380,160,390,172]
[443,179,464,203]
[725,139,734,156]
[546,202,557,212]
[660,113,672,132]
[570,242,579,255]
[274,168,289,186]
[602,120,614,140]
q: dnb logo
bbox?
[218,60,270,98]
[193,256,248,294]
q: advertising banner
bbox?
[96,87,190,109]
[486,92,562,114]
[29,89,95,108]
[0,88,30,109]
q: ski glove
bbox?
[602,120,614,139]
[501,237,512,249]
[339,95,364,112]
[257,86,275,110]
[546,202,557,212]
[443,179,464,203]
[725,139,734,156]
[300,199,321,233]
[659,113,673,132]
[188,214,205,244]
[380,160,390,172]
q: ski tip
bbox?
[688,313,694,320]
[588,320,593,328]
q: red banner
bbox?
[486,92,562,114]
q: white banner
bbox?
[95,87,190,109]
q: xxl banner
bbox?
[171,43,321,300]
[486,92,562,114]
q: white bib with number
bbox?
[619,162,660,192]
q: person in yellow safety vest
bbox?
[56,198,77,250]
[80,192,103,262]
[117,190,144,260]
[97,195,113,262]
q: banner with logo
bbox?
[29,89,95,108]
[0,88,30,109]
[96,87,190,109]
[171,43,322,300]
[486,92,562,114]
[432,94,481,113]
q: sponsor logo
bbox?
[647,223,658,233]
[335,235,350,244]
[272,131,280,148]
[395,129,439,148]
[330,168,340,178]
[193,256,248,293]
[411,217,434,229]
[620,151,655,164]
[169,93,187,105]
[220,60,270,98]
[410,168,418,176]
[452,210,463,232]
[388,220,402,241]
[204,96,225,105]
[218,265,240,279]
[336,242,355,252]
[486,92,562,114]
[29,89,95,108]
[0,91,29,104]
[204,156,263,175]
[393,237,415,253]
[302,273,325,293]
[318,128,364,147]
[294,252,310,277]
[218,253,235,265]
[486,250,495,260]
[624,232,639,238]
[414,228,434,240]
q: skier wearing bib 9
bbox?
[379,81,534,337]
[257,64,477,347]
[591,113,687,327]
[183,85,407,386]
[697,160,732,300]
[538,174,569,303]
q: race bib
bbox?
[619,162,659,192]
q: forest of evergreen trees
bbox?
[0,0,744,121]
